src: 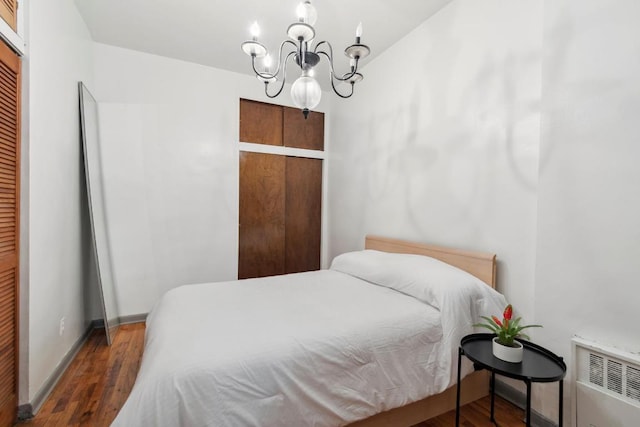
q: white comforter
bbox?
[113,254,506,427]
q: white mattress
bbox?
[112,267,499,426]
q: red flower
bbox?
[492,315,503,327]
[503,304,513,320]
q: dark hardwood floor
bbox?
[415,396,525,426]
[18,324,144,427]
[17,323,525,426]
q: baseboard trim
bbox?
[89,319,104,329]
[94,314,148,329]
[17,321,98,420]
[118,313,147,325]
[495,379,557,427]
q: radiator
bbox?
[573,337,640,427]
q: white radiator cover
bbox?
[573,337,640,427]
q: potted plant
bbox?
[473,304,542,363]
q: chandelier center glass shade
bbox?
[241,0,370,118]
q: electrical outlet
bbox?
[59,317,65,336]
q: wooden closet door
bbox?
[238,99,324,279]
[285,157,322,274]
[283,106,324,151]
[238,152,286,279]
[0,0,17,31]
[0,41,20,427]
[239,99,283,146]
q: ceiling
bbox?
[75,0,450,80]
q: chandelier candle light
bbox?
[241,0,370,118]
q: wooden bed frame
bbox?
[346,235,498,427]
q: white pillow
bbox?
[330,249,505,313]
[331,249,509,388]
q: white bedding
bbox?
[112,254,506,427]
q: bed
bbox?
[111,236,507,426]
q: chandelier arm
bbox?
[251,40,298,80]
[316,51,359,82]
[276,40,299,76]
[329,74,355,99]
[315,40,360,79]
[313,40,332,57]
[251,56,272,80]
[264,51,297,98]
[314,41,341,78]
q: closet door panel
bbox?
[285,157,322,274]
[238,152,286,279]
[0,40,19,427]
[239,99,283,146]
[283,107,324,150]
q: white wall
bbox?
[25,0,96,403]
[330,0,640,422]
[535,0,640,419]
[328,1,542,324]
[327,0,547,417]
[92,43,331,316]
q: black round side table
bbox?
[455,333,566,426]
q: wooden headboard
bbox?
[364,235,497,288]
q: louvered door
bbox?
[0,0,17,32]
[0,40,20,427]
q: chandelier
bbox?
[241,0,370,118]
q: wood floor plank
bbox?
[17,324,143,427]
[17,323,526,426]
